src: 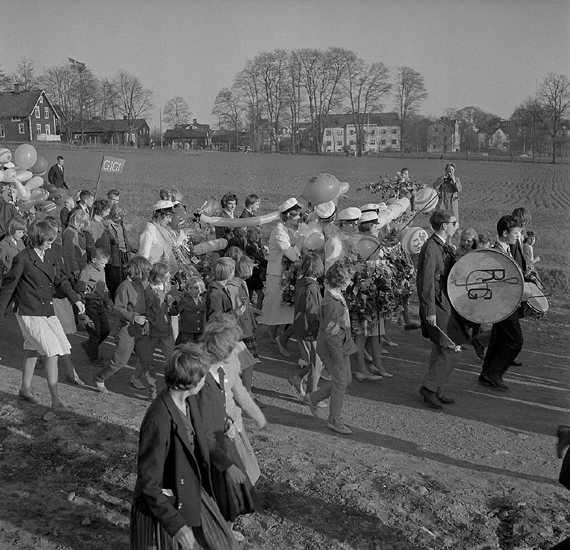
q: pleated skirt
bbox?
[130,488,240,550]
[16,314,71,357]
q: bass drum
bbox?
[448,249,524,324]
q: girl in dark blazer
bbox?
[131,344,240,550]
[173,275,206,345]
[0,220,85,410]
[205,258,234,321]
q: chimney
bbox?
[123,115,128,120]
[14,82,20,94]
[193,119,197,125]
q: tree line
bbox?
[211,48,570,163]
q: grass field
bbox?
[43,147,570,293]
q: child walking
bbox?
[289,252,325,399]
[137,262,177,400]
[93,256,151,394]
[201,314,267,487]
[0,220,85,410]
[173,275,206,345]
[0,216,26,283]
[303,261,357,435]
[205,257,235,320]
[196,314,259,526]
[77,248,112,366]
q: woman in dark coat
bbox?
[131,344,241,550]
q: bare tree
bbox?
[343,57,391,156]
[113,70,154,145]
[254,50,290,151]
[0,64,11,92]
[13,58,39,91]
[39,64,80,139]
[395,67,427,156]
[453,106,497,156]
[296,47,352,154]
[287,51,307,154]
[234,60,265,152]
[98,77,120,119]
[163,96,191,128]
[533,73,570,163]
[212,88,242,150]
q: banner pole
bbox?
[92,155,105,211]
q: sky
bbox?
[2,0,569,130]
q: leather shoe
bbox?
[511,360,522,367]
[557,425,570,458]
[472,337,486,361]
[18,389,40,405]
[437,394,455,405]
[419,386,443,410]
[480,373,508,391]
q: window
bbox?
[370,129,375,135]
[349,129,354,135]
[44,107,49,119]
[34,106,40,118]
[336,130,342,135]
[326,130,331,136]
[19,123,25,134]
[12,116,22,122]
[325,140,331,146]
[392,129,397,134]
[39,96,43,103]
[45,125,51,135]
[349,140,354,145]
[0,125,4,137]
[391,139,397,145]
[370,139,375,145]
[381,139,386,146]
[337,140,342,146]
[36,123,42,136]
[381,129,386,134]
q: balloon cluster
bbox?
[0,145,64,213]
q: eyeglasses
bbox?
[445,221,458,226]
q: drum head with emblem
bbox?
[448,249,524,324]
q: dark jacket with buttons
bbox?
[173,294,206,335]
[0,247,79,317]
[132,390,233,536]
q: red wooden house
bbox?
[0,84,61,143]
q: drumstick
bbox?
[434,324,462,352]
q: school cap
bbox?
[278,198,301,213]
[153,200,175,212]
[338,207,361,222]
[359,211,379,224]
[314,201,335,219]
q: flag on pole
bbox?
[68,58,86,71]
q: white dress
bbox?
[258,222,300,325]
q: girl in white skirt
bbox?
[0,220,86,410]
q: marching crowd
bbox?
[0,163,548,549]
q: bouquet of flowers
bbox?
[281,256,301,306]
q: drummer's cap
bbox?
[359,211,379,224]
[153,200,175,212]
[338,207,362,222]
[315,201,336,219]
[278,198,301,214]
[361,202,387,213]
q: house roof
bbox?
[164,127,210,139]
[0,89,59,119]
[68,118,149,133]
[325,112,400,128]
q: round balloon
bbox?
[304,231,325,251]
[14,144,38,170]
[357,235,382,261]
[36,201,57,214]
[301,173,341,205]
[199,198,221,217]
[30,187,49,201]
[31,155,48,175]
[49,188,68,207]
[401,227,428,254]
[42,182,57,193]
[414,187,438,213]
[0,148,12,164]
[26,176,45,191]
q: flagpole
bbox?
[92,155,105,206]
[160,108,163,150]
